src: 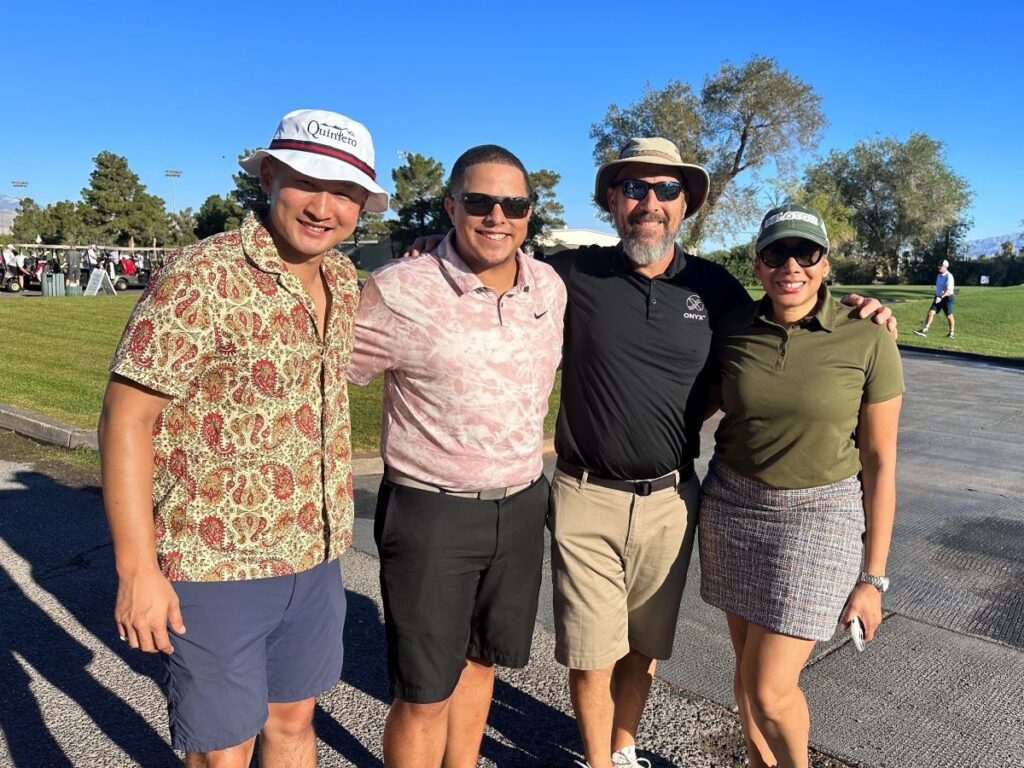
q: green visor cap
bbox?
[755,203,829,253]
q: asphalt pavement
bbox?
[1,348,1022,766]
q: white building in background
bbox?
[535,228,619,254]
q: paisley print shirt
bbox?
[349,232,566,490]
[110,212,358,581]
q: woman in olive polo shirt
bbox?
[699,203,904,768]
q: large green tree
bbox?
[390,152,447,247]
[166,208,198,246]
[805,133,973,279]
[194,194,246,239]
[351,211,394,246]
[526,169,566,248]
[590,55,826,247]
[231,148,270,216]
[11,198,49,243]
[45,201,95,245]
[11,198,95,245]
[81,151,169,246]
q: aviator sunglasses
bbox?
[757,240,826,269]
[615,179,684,202]
[450,192,531,219]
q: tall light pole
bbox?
[164,169,181,214]
[11,180,28,194]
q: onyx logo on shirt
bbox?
[684,293,707,321]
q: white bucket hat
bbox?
[240,109,390,213]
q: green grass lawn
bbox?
[746,283,1024,359]
[0,295,561,453]
[0,285,1018,453]
[845,284,1024,358]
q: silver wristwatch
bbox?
[858,572,890,592]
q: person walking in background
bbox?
[350,145,566,768]
[66,245,83,286]
[14,248,31,289]
[98,108,388,768]
[914,259,956,338]
[699,203,904,768]
[2,244,17,283]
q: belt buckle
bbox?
[478,488,507,501]
[633,480,653,497]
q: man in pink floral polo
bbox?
[98,109,388,768]
[349,144,567,767]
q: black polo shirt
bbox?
[545,244,751,480]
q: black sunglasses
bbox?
[450,192,531,219]
[757,240,826,268]
[615,179,684,202]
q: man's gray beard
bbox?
[617,220,680,266]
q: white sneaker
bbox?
[612,746,652,767]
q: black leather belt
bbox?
[555,458,694,497]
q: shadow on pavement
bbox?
[0,469,178,766]
[2,465,587,766]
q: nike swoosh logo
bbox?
[534,310,548,319]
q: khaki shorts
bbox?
[549,468,699,669]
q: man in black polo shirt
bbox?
[545,138,750,768]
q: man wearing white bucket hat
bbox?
[99,109,386,768]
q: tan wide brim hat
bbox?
[594,137,710,220]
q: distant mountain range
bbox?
[964,232,1024,259]
[0,195,19,210]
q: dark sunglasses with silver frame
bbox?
[450,192,531,219]
[615,179,684,202]
[757,240,827,269]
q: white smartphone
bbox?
[849,616,866,652]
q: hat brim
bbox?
[755,227,830,254]
[240,149,390,213]
[594,157,709,220]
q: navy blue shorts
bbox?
[374,476,549,704]
[933,295,955,315]
[163,558,346,753]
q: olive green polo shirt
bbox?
[711,287,904,489]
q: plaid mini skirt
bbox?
[698,457,865,641]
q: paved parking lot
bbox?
[1,348,1022,766]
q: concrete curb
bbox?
[0,402,556,476]
[0,404,99,451]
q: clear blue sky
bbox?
[3,0,1021,247]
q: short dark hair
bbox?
[447,144,531,197]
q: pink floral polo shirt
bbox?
[110,213,359,581]
[349,232,566,491]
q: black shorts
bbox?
[374,474,549,703]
